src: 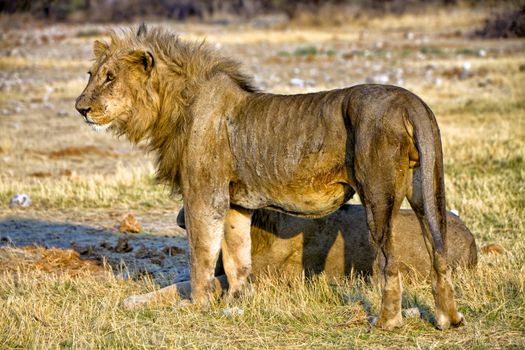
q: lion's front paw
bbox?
[225,282,255,301]
[369,313,404,331]
[436,311,465,330]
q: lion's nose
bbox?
[76,105,91,117]
[75,95,91,117]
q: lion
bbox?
[75,24,463,329]
[122,205,477,309]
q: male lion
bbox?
[123,205,477,310]
[75,25,463,330]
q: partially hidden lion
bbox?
[122,205,477,309]
[75,25,463,329]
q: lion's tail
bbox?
[406,100,447,255]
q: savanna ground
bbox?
[0,4,524,349]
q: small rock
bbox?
[221,307,244,317]
[78,245,96,256]
[135,245,154,259]
[9,193,32,208]
[100,241,113,250]
[402,307,421,318]
[289,78,305,88]
[119,213,141,233]
[480,243,504,255]
[1,236,13,244]
[460,62,472,79]
[162,246,185,256]
[114,236,133,253]
[150,257,164,265]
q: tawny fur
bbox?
[76,25,464,330]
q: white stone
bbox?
[221,307,244,317]
[289,78,305,88]
[9,193,32,208]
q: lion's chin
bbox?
[89,122,113,133]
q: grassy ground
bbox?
[0,5,524,349]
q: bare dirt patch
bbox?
[0,246,104,276]
[0,210,189,285]
[46,145,119,159]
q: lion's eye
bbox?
[106,72,114,82]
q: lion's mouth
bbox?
[84,118,112,133]
[88,121,113,132]
[83,115,113,132]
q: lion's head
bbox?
[75,25,159,137]
[75,25,255,143]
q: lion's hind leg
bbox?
[222,206,254,300]
[355,155,410,330]
[407,168,464,330]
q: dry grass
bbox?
[1,254,523,349]
[0,5,524,349]
[0,163,176,209]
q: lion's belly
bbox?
[228,89,357,217]
[230,180,354,218]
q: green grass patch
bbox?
[420,46,446,56]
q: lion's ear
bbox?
[127,50,155,74]
[93,40,109,57]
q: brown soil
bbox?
[0,246,104,276]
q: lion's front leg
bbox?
[184,197,228,307]
[222,205,253,299]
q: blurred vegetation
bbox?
[0,0,521,23]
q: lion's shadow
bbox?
[0,216,190,284]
